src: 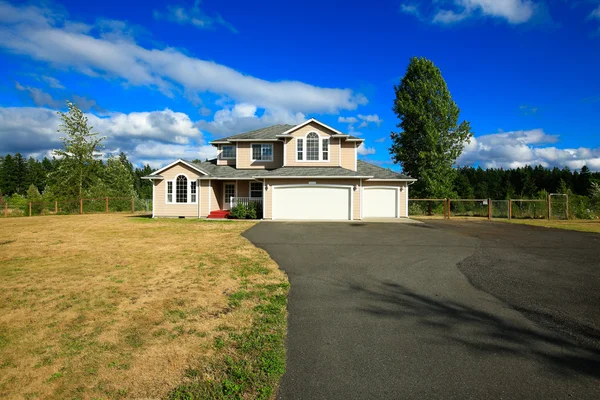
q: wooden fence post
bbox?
[443,198,448,219]
[54,200,58,214]
[508,200,512,220]
[28,202,32,217]
[565,194,569,220]
[547,194,551,220]
[488,198,492,220]
[447,199,451,219]
[105,197,109,213]
[131,196,135,214]
[79,198,83,215]
[4,202,8,217]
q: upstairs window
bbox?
[221,145,235,159]
[176,175,188,203]
[306,132,320,161]
[251,144,273,161]
[322,139,329,161]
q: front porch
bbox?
[207,180,264,219]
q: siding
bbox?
[153,164,203,218]
[263,179,361,220]
[362,180,409,218]
[236,141,283,169]
[283,122,341,168]
[340,140,357,171]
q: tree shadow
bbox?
[342,279,600,379]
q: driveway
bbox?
[243,220,600,399]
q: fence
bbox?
[230,196,263,209]
[1,196,152,218]
[409,194,575,220]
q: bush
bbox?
[246,202,257,219]
[229,203,247,219]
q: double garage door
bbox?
[271,185,400,220]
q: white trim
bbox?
[208,180,212,213]
[220,144,236,160]
[295,138,303,162]
[405,183,409,218]
[278,118,345,136]
[251,143,274,162]
[150,159,208,176]
[338,137,341,167]
[197,179,201,218]
[283,138,287,166]
[256,175,373,179]
[142,176,163,180]
[262,179,266,219]
[366,178,417,182]
[165,180,172,204]
[359,178,363,220]
[363,186,400,218]
[271,184,354,221]
[296,131,330,163]
[166,174,197,205]
[152,180,155,218]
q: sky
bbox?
[0,0,599,170]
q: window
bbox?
[251,144,273,161]
[167,181,173,203]
[190,181,197,203]
[297,138,303,160]
[176,175,188,203]
[221,145,235,159]
[322,139,329,161]
[306,132,319,161]
[250,182,263,198]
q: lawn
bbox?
[0,214,288,399]
[501,218,600,233]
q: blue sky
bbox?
[0,0,599,170]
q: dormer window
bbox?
[306,132,319,161]
[296,132,329,162]
[221,145,235,159]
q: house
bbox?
[143,118,416,220]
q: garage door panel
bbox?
[363,188,397,218]
[273,186,351,220]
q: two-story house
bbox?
[144,118,415,220]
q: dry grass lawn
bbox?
[0,214,288,399]
[501,218,600,233]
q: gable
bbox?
[151,159,208,177]
[286,121,340,138]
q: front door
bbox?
[224,183,236,210]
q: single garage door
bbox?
[363,187,398,218]
[272,185,352,220]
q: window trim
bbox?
[220,144,236,160]
[165,173,198,204]
[296,131,330,163]
[251,143,274,162]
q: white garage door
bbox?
[363,187,398,218]
[272,185,352,220]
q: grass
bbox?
[501,218,600,233]
[0,214,288,399]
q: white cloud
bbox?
[14,82,62,108]
[197,104,306,137]
[154,1,238,33]
[374,137,387,143]
[0,1,366,116]
[457,128,600,170]
[338,116,358,124]
[133,142,216,168]
[42,75,64,89]
[357,114,383,128]
[401,0,538,25]
[357,143,376,156]
[0,106,214,166]
[590,5,600,20]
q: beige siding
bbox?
[153,163,203,218]
[237,180,250,197]
[199,180,210,217]
[210,181,221,211]
[283,122,342,167]
[263,179,361,220]
[217,144,236,166]
[236,141,283,169]
[340,140,357,171]
[362,180,409,218]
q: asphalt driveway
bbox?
[243,220,600,399]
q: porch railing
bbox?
[230,196,263,208]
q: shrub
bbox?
[246,202,257,219]
[229,203,247,219]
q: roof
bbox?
[259,166,371,178]
[357,160,414,180]
[210,119,363,144]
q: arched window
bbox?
[176,175,188,203]
[306,132,320,161]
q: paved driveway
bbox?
[243,220,600,399]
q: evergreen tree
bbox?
[103,156,135,197]
[390,57,472,197]
[0,154,18,195]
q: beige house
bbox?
[144,119,416,220]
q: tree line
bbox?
[0,102,154,204]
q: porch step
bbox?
[208,210,231,219]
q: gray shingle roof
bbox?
[221,124,296,140]
[357,160,414,180]
[183,159,413,180]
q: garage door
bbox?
[363,187,398,218]
[272,185,352,220]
